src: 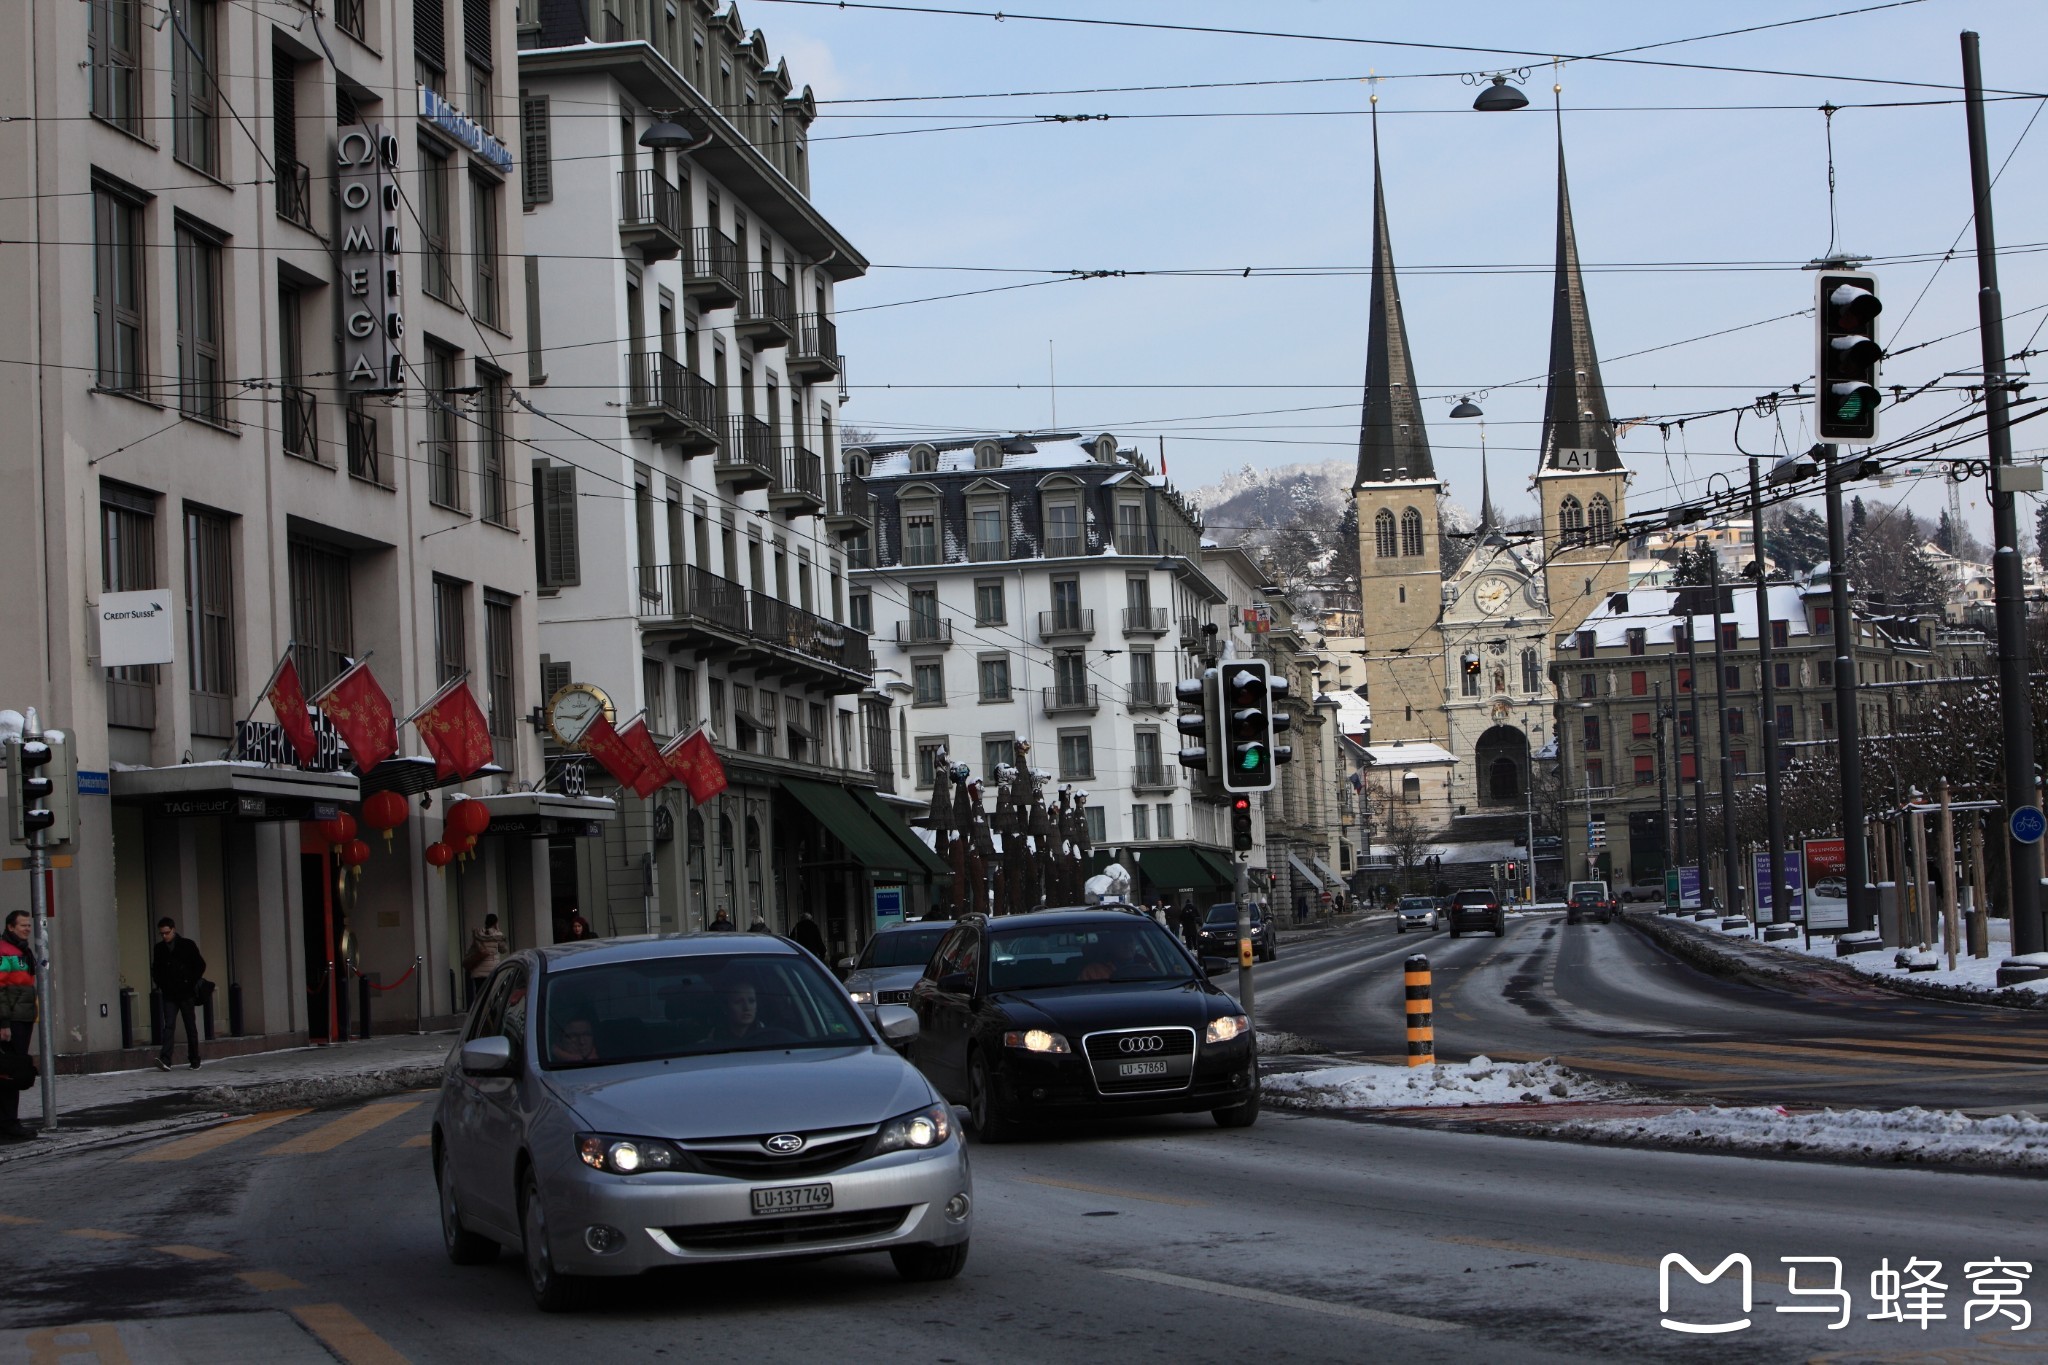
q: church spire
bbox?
[1355,103,1434,487]
[1536,126,1621,474]
[1478,449,1495,530]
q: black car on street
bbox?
[1445,889,1506,938]
[1195,903,1275,963]
[906,909,1260,1141]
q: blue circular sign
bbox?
[2012,806,2046,845]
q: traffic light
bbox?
[1220,661,1276,793]
[1230,795,1254,851]
[1174,669,1217,778]
[1816,271,1882,443]
[7,729,76,848]
[1269,671,1293,767]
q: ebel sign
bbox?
[336,123,405,393]
[98,589,176,668]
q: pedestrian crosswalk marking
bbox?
[239,1270,303,1292]
[1799,1035,2046,1062]
[154,1245,231,1261]
[1582,1044,1855,1077]
[1762,1041,2021,1071]
[1435,1234,1657,1269]
[0,1214,39,1226]
[289,1303,410,1365]
[400,1134,431,1148]
[265,1101,420,1156]
[129,1110,310,1163]
[65,1228,137,1241]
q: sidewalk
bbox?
[0,1030,459,1166]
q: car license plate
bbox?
[751,1183,833,1216]
[1118,1059,1170,1078]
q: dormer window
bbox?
[909,444,938,475]
[1092,434,1117,464]
[974,440,1002,470]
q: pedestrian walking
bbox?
[789,913,826,959]
[0,910,38,1140]
[707,908,735,931]
[461,914,507,1008]
[746,916,769,933]
[150,917,206,1070]
[1179,898,1201,948]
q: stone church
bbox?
[1352,113,1631,866]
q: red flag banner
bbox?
[580,714,651,791]
[415,679,496,780]
[265,654,319,767]
[663,727,728,805]
[615,717,672,799]
[317,661,398,773]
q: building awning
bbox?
[472,791,617,839]
[361,755,507,798]
[1286,853,1323,891]
[1134,845,1230,893]
[847,787,953,880]
[782,778,918,874]
[110,761,359,822]
[1312,857,1347,889]
[1192,847,1237,887]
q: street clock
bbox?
[545,682,615,748]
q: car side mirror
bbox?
[837,955,856,973]
[1201,956,1234,979]
[460,1035,516,1076]
[874,1004,919,1043]
[935,971,973,995]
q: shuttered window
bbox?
[463,0,491,67]
[289,539,354,697]
[520,95,552,207]
[533,461,580,588]
[415,0,445,79]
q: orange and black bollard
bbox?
[1404,954,1433,1066]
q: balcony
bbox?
[1041,685,1100,716]
[966,537,1007,563]
[1179,615,1208,650]
[769,445,825,519]
[1130,763,1177,792]
[718,414,776,492]
[826,479,873,542]
[736,273,794,347]
[637,567,871,690]
[749,595,875,687]
[788,314,841,381]
[1127,682,1173,711]
[625,352,720,453]
[1044,534,1084,559]
[1114,529,1152,555]
[1039,608,1095,642]
[281,385,318,461]
[275,156,312,230]
[346,403,388,487]
[1123,606,1169,636]
[894,618,953,649]
[618,169,685,261]
[683,227,743,309]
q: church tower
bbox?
[1534,135,1631,639]
[1352,111,1444,745]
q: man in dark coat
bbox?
[0,910,37,1140]
[151,917,206,1070]
[1179,899,1202,948]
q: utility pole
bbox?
[1665,654,1686,870]
[1963,31,2045,963]
[1707,557,1742,917]
[1683,607,1708,903]
[1751,459,1792,934]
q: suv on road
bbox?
[1619,875,1666,904]
[1446,889,1506,938]
[1565,880,1616,924]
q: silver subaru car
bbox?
[433,934,973,1311]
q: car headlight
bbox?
[875,1102,953,1154]
[576,1133,685,1174]
[1001,1028,1071,1054]
[848,989,874,1006]
[1205,1014,1249,1044]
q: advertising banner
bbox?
[1752,850,1805,920]
[1802,838,1851,931]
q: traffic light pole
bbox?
[1823,444,1873,934]
[29,829,53,1130]
[1707,561,1741,916]
[1963,30,2044,961]
[1235,851,1254,1026]
[1752,459,1792,931]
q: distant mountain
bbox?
[1187,460,1352,540]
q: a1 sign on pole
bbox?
[2011,805,2045,846]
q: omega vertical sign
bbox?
[336,124,404,392]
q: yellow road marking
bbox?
[1435,1234,1657,1269]
[1552,1054,1751,1084]
[1016,1175,1204,1208]
[128,1110,311,1163]
[265,1102,420,1156]
[1831,1035,2046,1060]
[1577,1043,1855,1077]
[1109,1268,1462,1333]
[0,1213,40,1225]
[19,1323,130,1362]
[290,1304,410,1365]
[65,1228,137,1241]
[238,1270,303,1292]
[153,1245,231,1261]
[400,1133,431,1149]
[1760,1042,2022,1071]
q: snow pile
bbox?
[1264,1055,1618,1109]
[1697,914,2048,998]
[1255,1029,1324,1056]
[1557,1105,2048,1171]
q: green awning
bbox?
[848,787,954,880]
[1192,847,1238,887]
[782,779,926,875]
[1135,845,1229,893]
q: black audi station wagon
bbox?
[905,909,1259,1141]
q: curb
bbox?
[1624,911,2048,1011]
[0,1110,232,1168]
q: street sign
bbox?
[2010,806,2045,845]
[872,884,905,933]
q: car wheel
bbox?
[1495,922,1507,937]
[1213,1090,1261,1128]
[521,1170,584,1313]
[1397,924,1406,933]
[968,1054,1018,1144]
[438,1146,497,1266]
[891,1239,971,1282]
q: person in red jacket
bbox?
[0,910,37,1140]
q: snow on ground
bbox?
[1264,1055,1621,1109]
[1691,912,2048,997]
[1256,1030,1324,1056]
[1555,1105,2048,1171]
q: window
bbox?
[1632,712,1652,738]
[1129,649,1156,704]
[102,485,160,726]
[1462,661,1480,698]
[1771,619,1789,649]
[1732,750,1748,775]
[486,592,516,756]
[478,370,511,526]
[982,735,1015,774]
[1521,648,1541,694]
[533,461,578,587]
[1679,752,1697,781]
[968,502,1005,561]
[1400,507,1424,557]
[1587,493,1614,544]
[1085,807,1106,845]
[520,94,552,208]
[909,445,938,474]
[184,506,234,737]
[1133,729,1163,781]
[675,666,696,729]
[433,578,468,684]
[464,0,494,127]
[415,0,446,84]
[1374,509,1396,558]
[1402,774,1421,803]
[974,579,1005,626]
[89,0,144,133]
[1058,730,1094,780]
[1626,628,1646,656]
[172,0,219,176]
[1053,650,1088,707]
[1132,805,1150,841]
[1818,659,1833,684]
[419,140,452,300]
[1630,670,1647,696]
[1774,662,1792,688]
[1115,501,1146,554]
[1815,606,1833,636]
[1678,668,1692,693]
[907,585,940,641]
[1727,707,1745,735]
[1578,672,1597,699]
[289,539,353,697]
[1776,704,1794,738]
[848,590,871,633]
[1678,711,1694,739]
[1044,501,1081,557]
[903,508,939,565]
[1156,803,1174,839]
[1634,755,1654,786]
[978,655,1010,702]
[913,661,944,706]
[93,182,147,393]
[471,172,503,328]
[175,222,227,423]
[1821,701,1834,729]
[1050,578,1083,631]
[1576,630,1594,659]
[914,737,946,789]
[1583,716,1601,751]
[1724,665,1741,691]
[1584,757,1603,788]
[427,346,465,511]
[1558,496,1584,548]
[1721,623,1739,651]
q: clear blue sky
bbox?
[749,0,2048,544]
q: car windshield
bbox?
[1400,898,1434,910]
[540,952,869,1069]
[1204,905,1260,925]
[988,921,1196,992]
[860,926,949,970]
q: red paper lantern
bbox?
[425,842,455,868]
[448,799,491,839]
[342,838,372,868]
[318,811,358,846]
[362,790,407,832]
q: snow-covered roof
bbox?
[1326,691,1370,736]
[1361,741,1456,767]
[1575,584,1814,649]
[862,437,1110,480]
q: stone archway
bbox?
[1474,725,1529,805]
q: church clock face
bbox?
[1473,577,1512,614]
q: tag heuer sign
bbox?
[99,589,177,667]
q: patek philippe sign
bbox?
[98,590,176,667]
[336,123,405,393]
[233,712,353,772]
[417,86,515,174]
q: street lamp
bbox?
[638,116,708,152]
[1470,73,1531,112]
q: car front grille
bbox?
[679,1128,877,1180]
[877,989,912,1005]
[663,1206,913,1251]
[1081,1026,1198,1095]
